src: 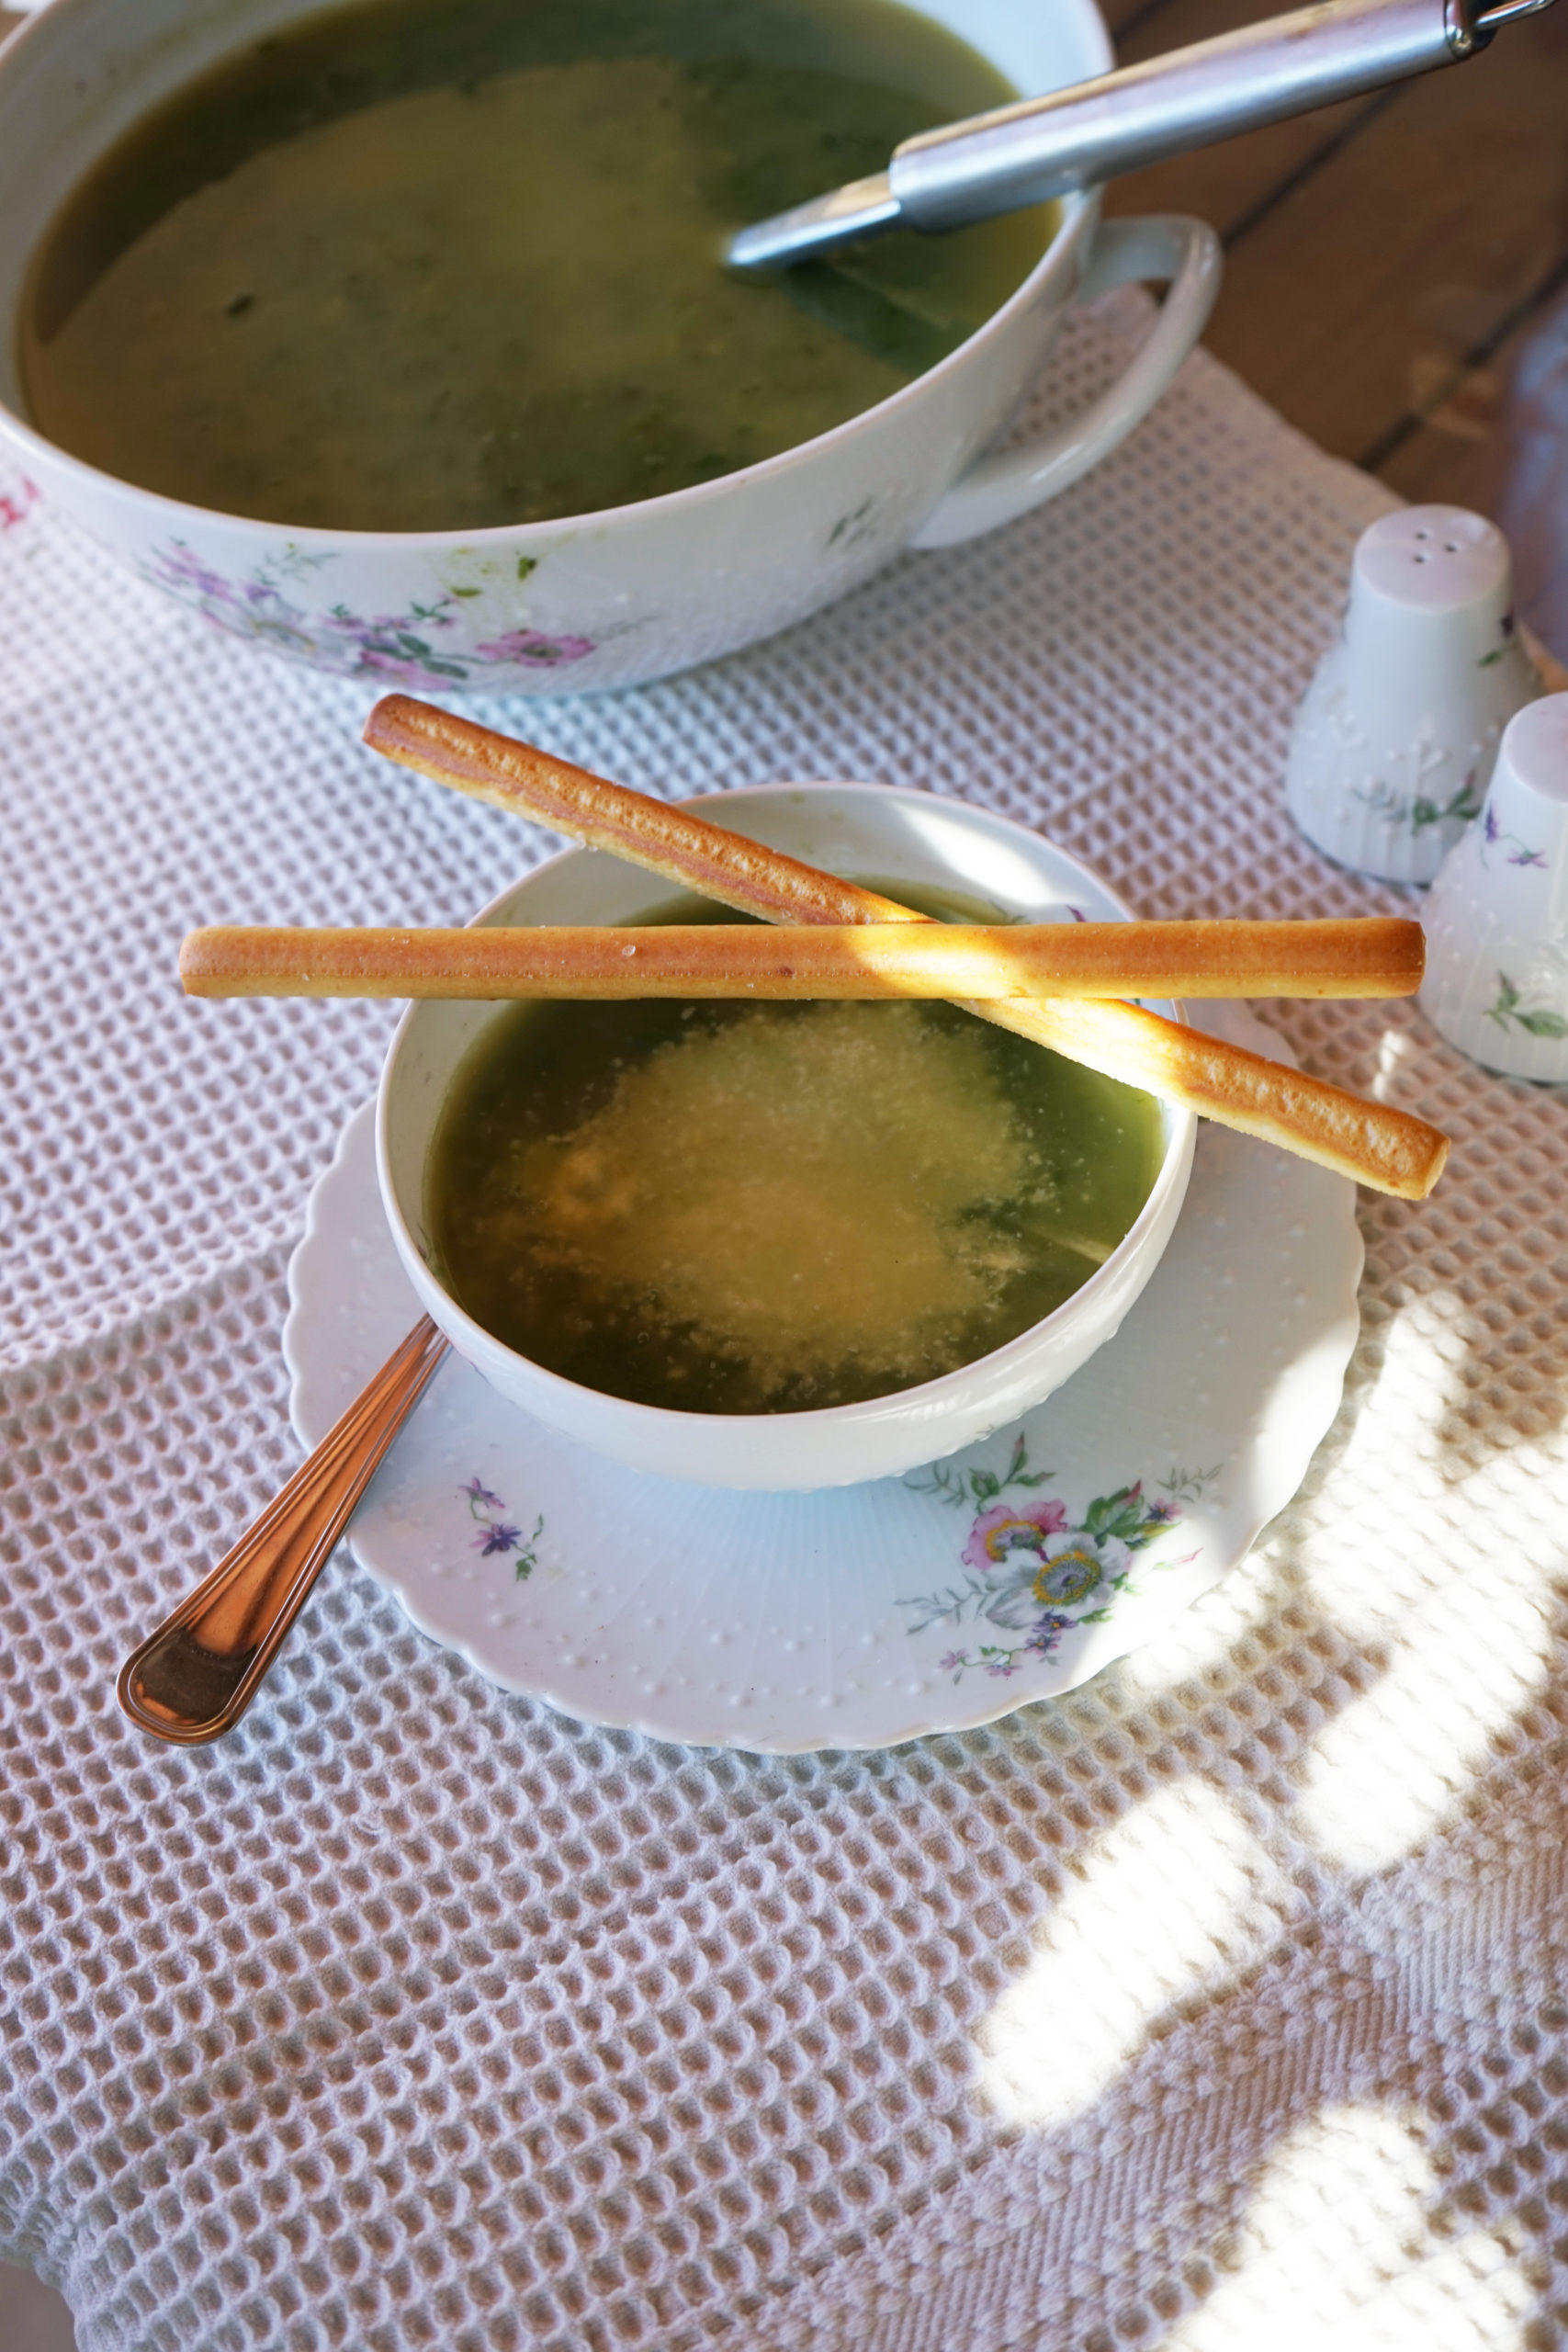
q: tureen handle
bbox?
[909,213,1222,551]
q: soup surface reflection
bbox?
[20,0,1056,530]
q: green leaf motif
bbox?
[1083,1486,1143,1542]
[513,1512,545,1582]
[1412,783,1481,831]
[1486,971,1567,1035]
[905,1432,1055,1510]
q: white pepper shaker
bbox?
[1420,694,1568,1080]
[1286,505,1540,884]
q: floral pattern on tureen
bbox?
[140,539,598,688]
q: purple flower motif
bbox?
[938,1650,967,1674]
[963,1498,1068,1572]
[460,1480,544,1578]
[1509,847,1548,868]
[476,628,595,668]
[984,1657,1021,1679]
[1024,1610,1075,1656]
[475,1523,523,1556]
[1484,804,1501,845]
[161,543,236,601]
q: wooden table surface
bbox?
[5,0,1567,649]
[1100,0,1568,652]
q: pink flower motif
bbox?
[0,479,39,533]
[476,628,594,668]
[355,649,463,689]
[963,1498,1068,1572]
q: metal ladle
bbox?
[728,0,1556,272]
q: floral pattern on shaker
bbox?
[1410,773,1485,832]
[1485,972,1568,1041]
[1480,801,1547,870]
[1353,772,1484,834]
[139,539,598,687]
[1478,610,1518,666]
[899,1437,1212,1682]
[461,1477,544,1580]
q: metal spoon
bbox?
[728,0,1556,272]
[118,1317,448,1744]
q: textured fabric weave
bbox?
[4,293,1568,2352]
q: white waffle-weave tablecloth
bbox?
[5,293,1568,2352]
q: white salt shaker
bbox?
[1420,695,1568,1080]
[1286,504,1540,884]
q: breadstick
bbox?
[362,695,1449,1199]
[179,918,1424,1001]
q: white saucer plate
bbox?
[284,1004,1361,1752]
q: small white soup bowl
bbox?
[0,0,1219,697]
[377,784,1196,1490]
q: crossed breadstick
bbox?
[345,697,1448,1200]
[180,695,1449,1200]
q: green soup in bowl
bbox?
[426,889,1167,1418]
[19,0,1058,532]
[377,784,1198,1491]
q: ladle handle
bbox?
[118,1317,449,1745]
[891,0,1493,231]
[729,0,1555,267]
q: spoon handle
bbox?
[118,1317,449,1745]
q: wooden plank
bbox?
[1193,4,1568,465]
[1100,0,1173,43]
[1377,280,1568,661]
[1373,295,1543,512]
